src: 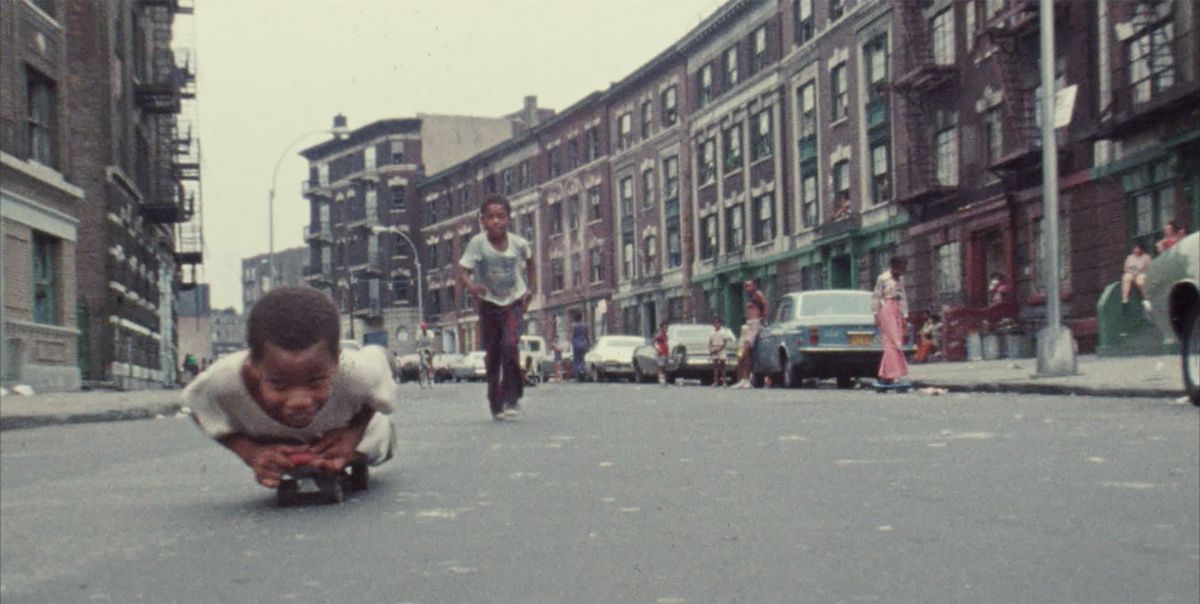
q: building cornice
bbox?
[0,152,83,199]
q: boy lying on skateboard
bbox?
[184,287,396,502]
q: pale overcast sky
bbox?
[193,0,722,311]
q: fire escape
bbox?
[890,0,958,213]
[1098,0,1199,139]
[135,0,203,290]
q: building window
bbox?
[801,263,825,290]
[833,159,850,202]
[26,68,55,167]
[936,241,962,297]
[619,176,634,217]
[32,232,58,324]
[932,7,955,66]
[795,0,814,45]
[725,46,740,88]
[750,25,767,73]
[590,247,605,283]
[865,35,889,97]
[586,127,600,162]
[641,100,653,139]
[752,192,774,243]
[751,109,773,161]
[518,161,531,189]
[623,306,640,336]
[390,185,406,211]
[549,202,563,235]
[1131,180,1176,249]
[618,112,633,150]
[699,137,716,185]
[723,124,743,172]
[567,194,580,232]
[984,106,1003,164]
[829,0,845,22]
[641,168,655,209]
[459,187,470,215]
[935,125,959,186]
[622,238,635,280]
[725,204,745,253]
[831,63,848,120]
[566,140,579,170]
[698,64,713,107]
[548,147,561,178]
[551,258,565,291]
[802,173,819,228]
[571,253,582,287]
[428,243,439,269]
[643,235,658,274]
[870,142,891,204]
[668,297,684,322]
[588,185,602,220]
[663,156,680,201]
[701,214,718,259]
[666,224,682,268]
[1129,19,1176,104]
[662,85,678,126]
[797,80,817,140]
[520,212,535,246]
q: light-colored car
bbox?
[431,353,465,383]
[751,290,911,389]
[583,335,646,382]
[457,350,488,382]
[394,353,421,382]
[1145,231,1199,405]
[632,324,736,384]
[340,339,362,352]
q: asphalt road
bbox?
[2,382,1198,603]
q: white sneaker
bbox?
[1142,299,1152,312]
[735,380,750,389]
[503,404,521,418]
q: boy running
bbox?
[458,194,536,420]
[184,287,397,489]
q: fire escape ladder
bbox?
[986,35,1039,176]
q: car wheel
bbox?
[836,375,854,389]
[633,364,646,383]
[1182,304,1199,406]
[750,372,765,388]
[589,365,601,382]
[781,358,800,389]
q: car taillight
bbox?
[808,327,819,347]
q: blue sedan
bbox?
[750,290,907,389]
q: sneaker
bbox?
[1142,299,1152,312]
[503,403,521,418]
[492,409,505,421]
[735,380,751,389]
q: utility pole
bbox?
[1036,0,1077,376]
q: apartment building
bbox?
[242,246,307,313]
[300,103,543,353]
[0,0,83,391]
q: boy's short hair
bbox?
[480,194,511,216]
[246,286,340,361]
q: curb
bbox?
[0,403,184,432]
[911,381,1183,400]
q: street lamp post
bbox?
[267,115,349,286]
[371,225,424,326]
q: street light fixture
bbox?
[267,114,350,286]
[370,225,424,327]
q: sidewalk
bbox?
[907,354,1185,399]
[0,355,1189,431]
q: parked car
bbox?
[394,353,421,383]
[538,342,572,381]
[431,353,465,382]
[519,335,550,382]
[1145,231,1199,405]
[582,335,646,382]
[633,324,736,385]
[457,350,488,382]
[751,289,911,388]
[340,339,361,352]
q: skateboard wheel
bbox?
[348,460,369,492]
[277,479,299,506]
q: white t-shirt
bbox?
[184,345,396,443]
[458,231,533,307]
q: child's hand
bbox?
[310,427,361,473]
[243,443,307,488]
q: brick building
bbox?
[0,0,83,391]
[241,246,307,313]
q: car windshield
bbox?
[799,292,873,317]
[671,326,711,340]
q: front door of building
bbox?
[830,255,852,289]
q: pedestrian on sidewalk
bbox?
[183,286,397,489]
[872,257,909,384]
[1121,242,1153,311]
[653,322,670,386]
[458,194,536,421]
[570,312,590,382]
[733,302,762,389]
[708,317,730,387]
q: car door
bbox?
[757,297,792,373]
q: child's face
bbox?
[481,203,510,238]
[245,341,338,428]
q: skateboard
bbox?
[277,453,369,506]
[871,380,912,393]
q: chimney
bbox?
[523,95,539,127]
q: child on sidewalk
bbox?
[184,286,397,489]
[708,318,730,387]
[653,322,670,386]
[458,194,536,420]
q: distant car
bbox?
[519,335,550,382]
[431,353,465,383]
[1145,231,1199,405]
[633,324,736,385]
[457,350,488,382]
[582,335,646,382]
[751,289,911,389]
[395,353,421,382]
[340,339,362,352]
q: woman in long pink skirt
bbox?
[872,257,909,383]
